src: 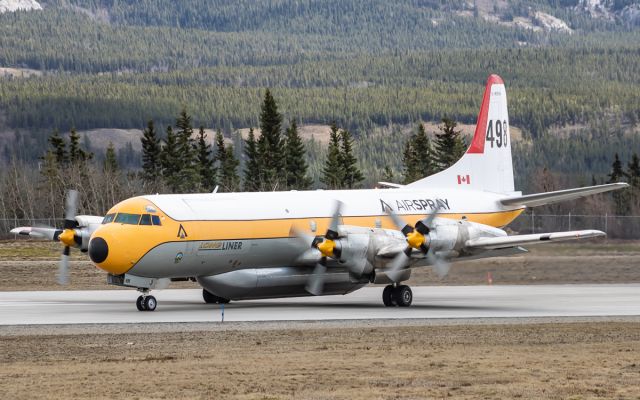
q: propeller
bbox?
[299,201,343,296]
[384,206,450,280]
[56,190,80,285]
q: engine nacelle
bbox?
[429,218,507,256]
[197,266,367,300]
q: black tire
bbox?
[143,295,157,311]
[203,289,218,304]
[394,285,413,307]
[203,289,231,304]
[382,285,394,307]
[136,295,146,311]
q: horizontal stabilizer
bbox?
[500,183,628,208]
[377,181,404,189]
[465,230,605,250]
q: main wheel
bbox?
[394,285,413,307]
[382,285,394,307]
[136,295,146,311]
[203,289,231,304]
[143,295,157,311]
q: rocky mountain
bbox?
[0,0,41,13]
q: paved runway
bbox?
[1,284,639,325]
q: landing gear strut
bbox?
[136,290,157,311]
[382,284,413,307]
[202,289,230,304]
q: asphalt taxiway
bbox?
[1,284,639,325]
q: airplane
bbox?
[12,74,628,311]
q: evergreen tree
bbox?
[413,123,435,177]
[320,123,344,189]
[195,126,216,191]
[284,120,312,190]
[339,129,364,189]
[433,117,465,171]
[103,142,118,173]
[258,89,285,190]
[402,138,419,184]
[243,128,261,192]
[161,125,180,193]
[68,128,91,163]
[608,153,626,183]
[174,108,198,192]
[48,130,67,165]
[221,146,240,192]
[608,153,629,214]
[140,120,162,187]
[627,153,640,187]
[214,129,239,192]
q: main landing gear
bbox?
[202,289,230,304]
[382,284,413,307]
[136,290,157,312]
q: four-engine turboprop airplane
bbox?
[12,74,628,311]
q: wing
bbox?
[500,183,628,208]
[465,230,605,250]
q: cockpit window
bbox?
[114,213,141,225]
[102,214,116,224]
[140,214,152,225]
[151,215,161,226]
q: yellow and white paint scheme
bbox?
[92,188,525,278]
[80,74,627,309]
[13,74,624,309]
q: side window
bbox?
[102,213,116,224]
[140,214,152,225]
[151,215,161,226]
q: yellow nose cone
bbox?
[59,229,76,247]
[406,230,425,249]
[317,239,335,258]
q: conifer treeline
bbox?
[136,90,363,193]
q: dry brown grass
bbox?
[1,322,639,399]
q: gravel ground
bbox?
[1,321,639,399]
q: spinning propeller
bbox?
[56,190,80,285]
[305,201,343,295]
[385,206,450,280]
[27,190,81,285]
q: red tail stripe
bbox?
[467,74,504,154]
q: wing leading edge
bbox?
[465,229,605,250]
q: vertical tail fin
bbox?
[407,74,515,194]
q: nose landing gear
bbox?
[382,284,413,307]
[136,290,157,311]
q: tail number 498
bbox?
[486,120,508,148]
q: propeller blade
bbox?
[64,190,79,229]
[289,226,316,248]
[419,206,442,232]
[427,251,450,279]
[58,246,70,285]
[305,259,327,296]
[384,206,414,236]
[385,247,411,282]
[325,201,343,240]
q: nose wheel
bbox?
[382,284,412,307]
[136,295,157,311]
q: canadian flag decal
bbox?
[457,174,471,185]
